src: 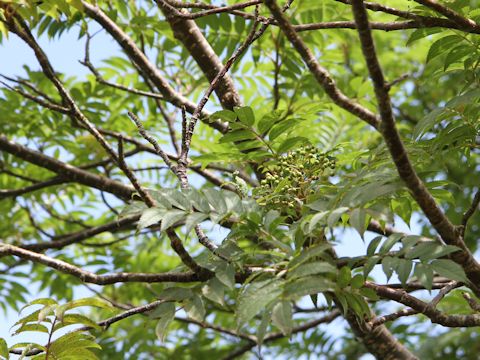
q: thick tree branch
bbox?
[156,0,480,34]
[0,135,134,200]
[350,0,480,292]
[157,0,243,110]
[414,0,480,32]
[178,8,260,176]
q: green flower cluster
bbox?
[255,145,335,213]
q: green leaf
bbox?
[276,136,309,154]
[219,129,256,143]
[48,332,100,357]
[283,277,334,299]
[363,255,380,278]
[258,112,281,134]
[335,291,349,316]
[337,266,352,288]
[257,311,271,346]
[445,88,480,108]
[236,279,282,327]
[184,212,209,235]
[287,261,336,280]
[14,309,42,327]
[268,118,300,141]
[21,298,57,312]
[444,44,472,70]
[202,278,225,305]
[119,201,147,219]
[55,314,101,331]
[13,323,49,336]
[413,108,445,140]
[234,106,255,126]
[405,242,456,261]
[366,236,383,257]
[158,189,191,211]
[350,274,364,289]
[406,28,441,46]
[307,211,329,234]
[210,109,237,122]
[148,302,175,320]
[55,298,111,320]
[289,243,331,269]
[397,259,413,285]
[155,313,175,342]
[414,263,434,291]
[216,262,236,289]
[184,294,205,322]
[0,338,8,360]
[379,233,403,254]
[138,207,166,230]
[38,304,56,322]
[160,209,186,231]
[327,207,349,228]
[203,188,227,214]
[272,301,293,336]
[345,292,370,317]
[426,35,463,63]
[359,287,379,301]
[430,259,469,283]
[184,189,210,213]
[382,256,399,281]
[159,287,193,301]
[350,208,367,238]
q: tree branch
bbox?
[366,281,480,327]
[0,135,134,200]
[80,1,227,133]
[0,242,204,285]
[21,215,139,251]
[263,0,380,129]
[369,281,460,327]
[414,0,480,32]
[350,0,480,293]
[461,188,480,236]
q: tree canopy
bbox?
[1,0,480,359]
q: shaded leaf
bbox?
[272,301,293,336]
[234,106,255,126]
[237,279,282,327]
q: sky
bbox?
[0,11,423,359]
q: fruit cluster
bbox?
[254,145,335,214]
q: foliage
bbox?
[1,0,480,359]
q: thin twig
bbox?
[461,188,480,236]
